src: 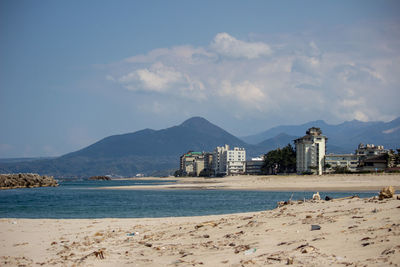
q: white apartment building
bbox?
[294,127,327,175]
[213,145,246,176]
[226,147,246,175]
[213,144,229,175]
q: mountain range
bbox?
[242,117,400,153]
[0,116,399,177]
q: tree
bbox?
[388,149,400,168]
[174,169,184,177]
[199,168,213,177]
[261,144,296,174]
[332,166,351,174]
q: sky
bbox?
[1,0,400,158]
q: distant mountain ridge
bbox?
[62,117,247,159]
[0,117,252,177]
[242,117,400,153]
[0,116,398,177]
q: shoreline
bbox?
[99,173,400,192]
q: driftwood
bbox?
[77,249,105,264]
[331,195,359,201]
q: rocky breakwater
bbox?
[88,176,111,181]
[0,173,58,190]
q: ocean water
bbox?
[0,180,377,219]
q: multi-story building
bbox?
[179,151,204,176]
[212,145,229,176]
[245,157,264,175]
[356,143,387,159]
[325,143,389,173]
[294,127,327,175]
[202,152,214,176]
[358,154,388,172]
[324,154,359,172]
[212,145,246,176]
[226,147,246,175]
[356,143,388,172]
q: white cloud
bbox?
[117,62,184,92]
[353,111,369,122]
[125,46,216,65]
[136,63,183,91]
[111,61,207,99]
[219,80,266,110]
[106,28,400,123]
[210,32,272,59]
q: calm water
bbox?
[0,180,377,219]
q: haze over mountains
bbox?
[0,116,399,178]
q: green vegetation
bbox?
[388,149,400,168]
[261,144,296,174]
[332,166,352,174]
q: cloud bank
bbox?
[107,28,400,124]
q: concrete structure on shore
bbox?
[295,127,327,175]
[0,173,58,189]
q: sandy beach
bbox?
[103,173,400,192]
[1,174,400,266]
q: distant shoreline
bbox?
[100,173,400,192]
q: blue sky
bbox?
[1,0,399,158]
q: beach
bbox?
[1,174,400,266]
[104,173,400,191]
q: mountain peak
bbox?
[180,117,211,127]
[180,117,218,130]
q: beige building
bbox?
[294,127,327,175]
[179,151,214,177]
[179,151,204,176]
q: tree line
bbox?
[261,144,296,174]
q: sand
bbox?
[102,173,400,191]
[1,174,400,266]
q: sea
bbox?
[0,179,377,219]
